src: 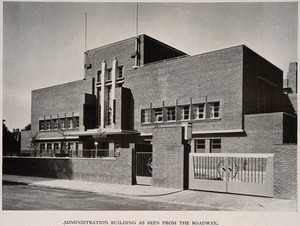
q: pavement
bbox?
[2,174,297,211]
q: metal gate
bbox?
[135,144,152,185]
[189,153,274,197]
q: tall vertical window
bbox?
[208,102,220,119]
[154,108,163,122]
[107,68,112,80]
[181,106,190,120]
[107,88,112,125]
[194,103,205,119]
[166,107,176,121]
[195,139,205,153]
[210,139,221,153]
[118,66,123,78]
[97,70,101,82]
[141,109,151,123]
[39,121,45,130]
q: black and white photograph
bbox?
[1,0,299,225]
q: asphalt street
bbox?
[2,181,221,211]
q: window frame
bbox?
[210,139,221,153]
[141,109,151,124]
[195,139,206,153]
[154,108,163,122]
[181,105,190,121]
[194,103,205,120]
[166,107,176,121]
[207,102,220,119]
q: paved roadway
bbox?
[2,181,220,210]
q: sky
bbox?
[2,1,298,131]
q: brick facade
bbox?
[3,147,135,185]
[152,125,187,189]
[18,34,297,199]
[273,144,297,199]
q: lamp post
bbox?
[94,141,98,158]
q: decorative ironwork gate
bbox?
[189,153,274,197]
[135,144,152,185]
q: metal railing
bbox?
[5,149,116,158]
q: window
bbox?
[74,117,79,128]
[53,119,58,130]
[68,143,74,150]
[194,103,205,119]
[45,120,51,130]
[97,70,101,82]
[118,66,123,78]
[67,118,73,129]
[141,109,151,123]
[107,68,112,80]
[40,143,46,151]
[59,119,65,129]
[181,106,190,120]
[75,143,79,150]
[54,143,59,150]
[210,139,221,153]
[166,107,176,121]
[47,143,52,150]
[154,108,163,122]
[207,102,220,119]
[39,121,45,130]
[195,139,205,153]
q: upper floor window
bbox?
[181,106,190,120]
[97,70,101,82]
[107,68,112,80]
[210,139,221,153]
[154,108,163,122]
[59,119,65,129]
[194,103,205,119]
[67,118,73,129]
[166,107,176,121]
[207,102,220,119]
[45,120,51,130]
[39,121,45,130]
[53,119,58,130]
[141,109,151,123]
[118,66,124,78]
[74,117,79,128]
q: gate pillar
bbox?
[152,125,189,189]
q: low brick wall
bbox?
[273,144,297,199]
[3,148,134,185]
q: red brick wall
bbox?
[152,125,185,189]
[273,144,297,199]
[125,45,244,135]
[3,148,134,185]
[31,79,93,135]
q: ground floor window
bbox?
[195,139,205,153]
[210,139,221,153]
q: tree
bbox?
[23,123,31,131]
[2,120,21,156]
